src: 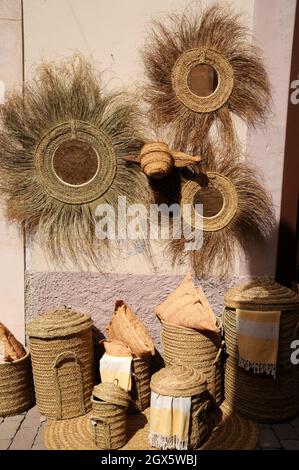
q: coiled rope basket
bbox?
[90,382,130,449]
[0,349,35,416]
[223,280,299,422]
[27,308,95,419]
[161,317,224,408]
[150,365,211,449]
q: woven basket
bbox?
[150,365,211,449]
[27,308,95,419]
[129,357,151,412]
[223,280,299,422]
[161,317,224,408]
[0,349,35,416]
[90,382,130,449]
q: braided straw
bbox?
[27,309,95,419]
[161,318,223,407]
[92,382,130,408]
[0,349,35,416]
[172,47,234,113]
[44,402,259,450]
[223,303,299,422]
[225,279,299,310]
[91,383,129,449]
[34,121,116,205]
[129,357,151,412]
[150,364,207,397]
[181,172,238,232]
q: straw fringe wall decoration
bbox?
[142,3,271,154]
[0,56,152,269]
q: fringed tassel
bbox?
[148,432,188,450]
[238,357,276,379]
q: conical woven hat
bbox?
[44,401,259,450]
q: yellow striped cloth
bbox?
[148,392,191,450]
[100,353,132,391]
[236,309,281,379]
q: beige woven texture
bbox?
[44,401,258,450]
[161,319,223,408]
[27,309,95,419]
[129,357,151,412]
[172,47,234,113]
[0,350,35,416]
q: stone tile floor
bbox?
[1,406,299,450]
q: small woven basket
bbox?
[129,357,151,412]
[223,280,299,422]
[0,349,35,416]
[90,382,130,449]
[161,317,224,408]
[27,308,95,420]
[150,365,211,449]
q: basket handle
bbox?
[213,340,225,365]
[90,417,111,449]
[53,351,79,368]
[52,350,85,419]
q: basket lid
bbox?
[224,280,299,311]
[92,383,130,408]
[26,308,93,338]
[150,364,207,397]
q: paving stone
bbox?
[21,406,41,429]
[33,422,45,446]
[259,428,282,449]
[3,415,25,425]
[0,418,3,425]
[0,439,12,450]
[32,444,46,450]
[0,420,22,441]
[9,425,38,450]
[281,440,299,450]
[273,423,299,440]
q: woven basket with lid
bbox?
[223,280,299,422]
[161,317,224,408]
[150,364,211,449]
[0,349,35,416]
[90,382,130,449]
[27,308,95,420]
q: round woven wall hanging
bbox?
[143,4,270,152]
[169,148,275,277]
[0,56,152,268]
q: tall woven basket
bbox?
[161,318,224,408]
[0,349,35,416]
[90,382,130,449]
[27,308,95,419]
[223,280,299,423]
[150,365,211,449]
[129,357,151,412]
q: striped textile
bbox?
[236,309,281,379]
[149,392,191,450]
[100,353,132,391]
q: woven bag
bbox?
[27,308,95,419]
[90,382,130,449]
[0,349,35,416]
[150,365,211,449]
[223,280,299,422]
[161,317,224,408]
[128,356,151,412]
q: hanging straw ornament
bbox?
[0,56,152,269]
[169,147,275,277]
[142,4,271,154]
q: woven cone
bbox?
[44,401,259,450]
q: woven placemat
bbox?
[44,401,259,450]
